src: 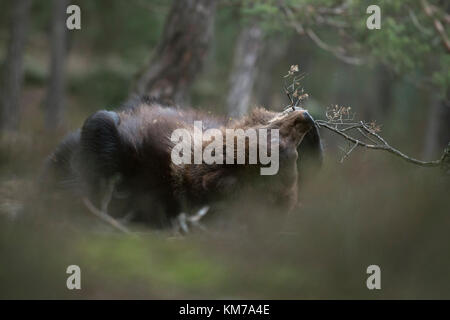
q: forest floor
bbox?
[1,145,449,298]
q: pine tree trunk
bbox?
[0,0,32,132]
[45,0,69,130]
[226,24,263,118]
[376,65,393,117]
[254,38,287,108]
[423,95,450,160]
[134,0,217,106]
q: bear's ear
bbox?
[299,123,323,166]
[79,110,122,177]
[297,122,324,180]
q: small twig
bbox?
[81,175,132,233]
[340,141,359,163]
[357,127,378,144]
[408,8,433,36]
[340,124,364,132]
[82,197,131,233]
[172,206,210,234]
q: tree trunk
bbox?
[134,0,217,106]
[45,0,69,130]
[376,65,393,117]
[423,95,450,160]
[226,24,263,118]
[254,38,287,108]
[0,0,32,132]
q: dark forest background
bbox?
[0,0,449,299]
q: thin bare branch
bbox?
[81,174,132,234]
[305,28,364,66]
[340,141,359,163]
[421,0,450,53]
[408,8,433,36]
[316,120,449,168]
[82,197,131,234]
[278,1,365,65]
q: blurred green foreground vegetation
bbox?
[1,155,449,299]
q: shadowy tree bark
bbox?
[254,38,288,108]
[376,65,394,117]
[226,24,263,118]
[45,0,69,130]
[423,94,450,160]
[0,0,32,132]
[134,0,217,106]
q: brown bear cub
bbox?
[44,96,322,229]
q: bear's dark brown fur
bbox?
[44,96,321,228]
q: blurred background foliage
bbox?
[0,0,449,299]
